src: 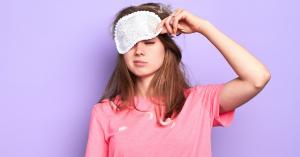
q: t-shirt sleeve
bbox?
[195,83,235,127]
[84,104,108,157]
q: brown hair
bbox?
[99,2,192,126]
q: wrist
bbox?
[196,20,213,35]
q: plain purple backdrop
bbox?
[1,0,299,157]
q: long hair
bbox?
[99,2,192,126]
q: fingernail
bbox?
[176,33,182,36]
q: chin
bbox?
[133,71,156,78]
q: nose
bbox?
[135,49,144,55]
[133,42,144,55]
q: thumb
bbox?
[177,24,186,33]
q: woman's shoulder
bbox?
[93,96,121,116]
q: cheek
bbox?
[123,53,132,64]
[123,55,133,70]
[153,46,165,61]
[149,50,165,68]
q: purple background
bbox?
[1,0,299,156]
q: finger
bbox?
[156,21,163,33]
[177,24,185,32]
[160,26,168,34]
[169,9,182,34]
[173,8,184,16]
[172,10,185,34]
[156,9,182,33]
[164,15,174,35]
[156,18,167,33]
[174,24,185,36]
[172,8,182,16]
[157,18,167,34]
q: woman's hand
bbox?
[156,8,209,36]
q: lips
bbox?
[134,60,147,63]
[133,60,148,67]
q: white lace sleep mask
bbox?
[113,10,163,54]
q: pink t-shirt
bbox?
[84,83,235,157]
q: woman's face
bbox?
[123,37,165,78]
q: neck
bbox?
[135,74,154,98]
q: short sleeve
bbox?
[84,104,108,157]
[195,83,235,127]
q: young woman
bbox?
[84,2,271,157]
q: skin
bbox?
[123,37,165,97]
[126,8,271,114]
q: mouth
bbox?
[134,60,148,66]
